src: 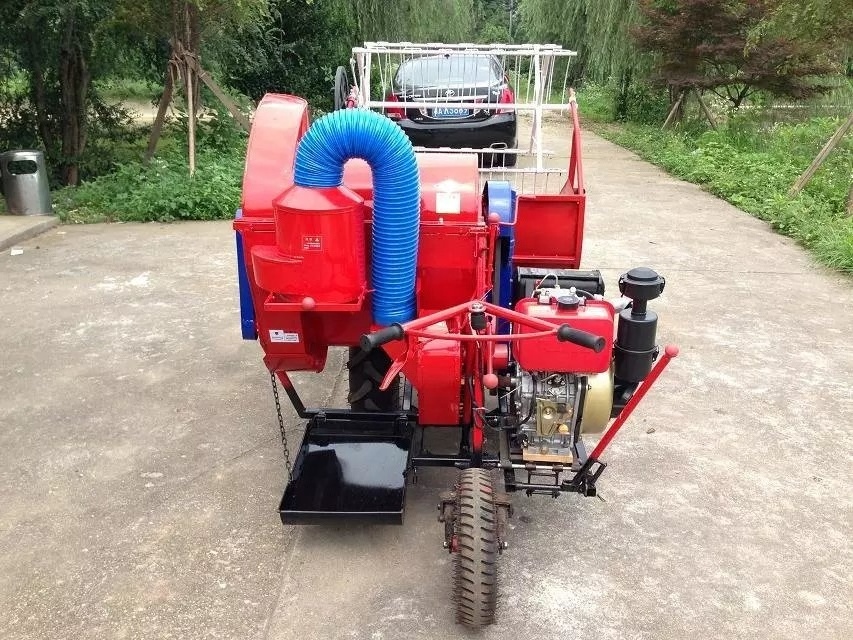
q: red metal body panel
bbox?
[252,185,367,303]
[242,94,309,218]
[513,104,586,268]
[513,298,615,373]
[380,328,462,425]
[237,95,333,371]
[341,154,481,223]
[236,97,486,376]
[411,333,463,425]
[512,194,585,268]
[418,225,489,314]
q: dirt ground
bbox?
[1,120,851,639]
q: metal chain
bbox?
[269,371,293,481]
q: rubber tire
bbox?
[333,66,349,111]
[454,468,499,627]
[347,347,400,412]
[482,150,517,168]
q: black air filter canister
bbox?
[614,267,665,383]
[615,308,658,382]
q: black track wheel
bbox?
[454,468,498,627]
[346,347,400,412]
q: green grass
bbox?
[97,77,160,103]
[581,103,853,274]
[54,150,245,223]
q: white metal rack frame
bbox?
[347,42,578,191]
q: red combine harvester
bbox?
[234,44,676,626]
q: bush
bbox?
[577,81,670,124]
[617,83,670,124]
[54,110,247,223]
[216,0,355,110]
[576,82,618,122]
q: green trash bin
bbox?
[0,150,53,215]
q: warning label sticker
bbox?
[302,235,323,251]
[435,191,462,215]
[269,330,300,343]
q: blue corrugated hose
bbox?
[293,109,420,326]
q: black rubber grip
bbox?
[556,324,606,353]
[360,324,405,351]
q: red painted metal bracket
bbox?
[589,344,679,461]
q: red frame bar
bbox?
[395,300,563,335]
[565,93,585,196]
[589,345,679,461]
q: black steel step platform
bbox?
[279,414,412,525]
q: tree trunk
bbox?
[663,89,686,129]
[667,85,685,125]
[171,1,201,114]
[144,65,176,164]
[29,62,54,154]
[58,12,90,186]
[187,2,201,113]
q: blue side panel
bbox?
[235,208,258,340]
[484,181,516,334]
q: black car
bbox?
[384,54,518,166]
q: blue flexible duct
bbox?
[293,109,420,326]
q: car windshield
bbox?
[395,55,501,88]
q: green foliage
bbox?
[216,0,356,109]
[521,0,644,84]
[0,0,119,184]
[352,0,475,42]
[754,0,853,58]
[53,111,247,223]
[614,81,670,123]
[577,81,670,124]
[590,115,853,272]
[473,0,512,43]
[476,22,511,45]
[634,0,842,108]
[575,83,619,122]
[97,77,160,102]
[0,65,140,187]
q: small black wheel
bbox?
[346,347,400,411]
[454,468,499,627]
[333,66,350,111]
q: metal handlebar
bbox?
[359,324,405,352]
[360,319,605,354]
[556,324,605,352]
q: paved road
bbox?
[1,129,851,640]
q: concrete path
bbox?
[1,131,851,640]
[0,214,58,252]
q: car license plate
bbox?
[432,107,470,118]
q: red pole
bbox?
[588,345,679,461]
